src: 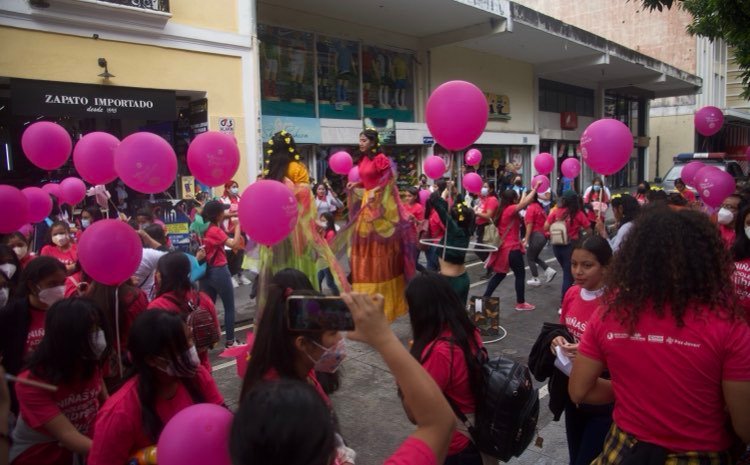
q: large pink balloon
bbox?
[238,181,298,246]
[21,122,72,170]
[59,177,87,205]
[694,106,724,137]
[0,186,29,233]
[464,148,482,167]
[561,158,581,179]
[680,161,705,187]
[462,172,483,194]
[42,183,61,199]
[114,132,177,194]
[531,175,550,193]
[158,404,233,465]
[534,153,554,176]
[21,187,52,223]
[581,119,633,175]
[329,151,353,175]
[187,131,240,187]
[73,132,119,185]
[694,166,735,208]
[426,81,488,151]
[78,220,142,285]
[348,166,360,183]
[423,155,446,180]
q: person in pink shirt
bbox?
[316,212,340,295]
[569,206,750,463]
[88,310,225,465]
[731,205,750,319]
[522,192,557,287]
[39,221,77,275]
[717,194,741,249]
[230,292,455,465]
[473,181,499,264]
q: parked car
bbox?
[655,152,749,193]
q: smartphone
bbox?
[287,296,354,331]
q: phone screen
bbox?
[287,296,354,331]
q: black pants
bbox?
[475,224,490,262]
[526,231,549,277]
[226,248,244,276]
[483,249,525,303]
[564,402,613,465]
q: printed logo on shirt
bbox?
[58,386,101,433]
[629,332,645,342]
[647,335,664,343]
[565,316,586,340]
[606,332,629,340]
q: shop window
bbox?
[539,79,594,117]
[362,46,415,122]
[317,36,360,120]
[97,0,169,12]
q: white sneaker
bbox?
[238,275,252,285]
[558,307,562,315]
[544,268,557,283]
[231,276,240,288]
[526,277,542,287]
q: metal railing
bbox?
[98,0,170,13]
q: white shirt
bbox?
[134,248,167,301]
[315,193,343,215]
[609,221,634,253]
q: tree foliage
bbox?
[639,0,750,99]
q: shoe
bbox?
[558,307,562,315]
[515,302,535,312]
[526,277,542,287]
[544,268,558,284]
[239,275,252,285]
[225,339,244,348]
[483,270,493,279]
[231,276,240,288]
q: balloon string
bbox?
[115,286,123,379]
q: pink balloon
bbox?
[73,132,119,185]
[694,106,724,137]
[0,186,29,233]
[42,183,61,199]
[21,187,52,223]
[187,131,240,187]
[694,166,735,208]
[534,153,554,175]
[464,148,482,167]
[581,119,633,175]
[59,177,87,205]
[531,175,550,193]
[18,223,34,237]
[78,220,142,285]
[158,404,233,465]
[114,132,177,194]
[426,81,488,151]
[418,189,430,206]
[238,180,298,246]
[348,166,361,183]
[329,151,353,175]
[423,155,446,180]
[463,172,483,194]
[561,158,581,179]
[680,161,706,187]
[21,122,72,170]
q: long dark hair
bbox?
[86,280,142,355]
[424,178,448,221]
[497,189,519,220]
[231,379,335,465]
[27,298,109,385]
[265,131,301,182]
[560,192,582,217]
[572,235,612,267]
[611,194,640,226]
[154,251,192,299]
[406,272,484,402]
[16,255,66,299]
[0,244,21,294]
[359,128,381,159]
[450,202,475,236]
[320,213,336,236]
[82,206,104,223]
[605,205,741,330]
[127,310,206,442]
[733,205,750,261]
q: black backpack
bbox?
[424,339,540,462]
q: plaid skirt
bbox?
[591,423,732,465]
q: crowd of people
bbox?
[0,130,749,465]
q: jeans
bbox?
[474,223,490,262]
[526,232,549,277]
[444,442,483,465]
[426,246,440,271]
[564,402,613,465]
[552,244,574,301]
[200,264,236,342]
[317,268,340,295]
[483,249,525,303]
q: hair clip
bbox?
[459,215,465,221]
[284,137,291,144]
[268,140,274,146]
[294,154,301,161]
[263,168,270,176]
[288,147,295,153]
[266,149,273,155]
[280,130,287,136]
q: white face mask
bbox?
[0,287,8,308]
[13,246,28,260]
[52,233,69,247]
[0,263,16,280]
[745,226,750,241]
[717,208,734,225]
[80,219,91,229]
[90,329,107,359]
[230,187,239,195]
[159,346,200,378]
[37,284,66,307]
[480,187,489,196]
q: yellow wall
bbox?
[429,45,535,134]
[0,26,253,188]
[649,114,694,179]
[170,0,238,32]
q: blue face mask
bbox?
[593,185,602,192]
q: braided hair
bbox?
[265,130,302,181]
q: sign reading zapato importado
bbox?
[10,78,177,120]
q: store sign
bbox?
[423,136,434,145]
[261,115,321,143]
[485,92,511,120]
[218,117,235,133]
[10,78,176,120]
[189,99,208,135]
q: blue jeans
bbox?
[552,244,574,301]
[564,402,612,465]
[426,246,440,271]
[317,268,340,295]
[200,264,236,342]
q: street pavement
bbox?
[206,244,570,465]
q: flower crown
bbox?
[266,129,301,165]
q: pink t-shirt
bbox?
[546,208,589,241]
[88,366,224,465]
[428,210,445,239]
[24,306,46,357]
[40,243,78,269]
[733,258,750,319]
[203,224,229,267]
[560,285,604,342]
[13,369,102,465]
[358,153,392,190]
[486,206,523,274]
[719,224,735,249]
[476,196,499,226]
[402,202,425,223]
[524,202,547,235]
[578,305,750,452]
[384,437,436,465]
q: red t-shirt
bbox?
[719,224,735,249]
[148,290,219,372]
[578,305,750,452]
[64,271,86,298]
[87,366,224,465]
[324,229,336,245]
[546,208,589,241]
[383,437,436,465]
[203,224,229,267]
[358,153,392,190]
[732,258,750,319]
[486,206,523,274]
[428,209,445,239]
[476,196,499,226]
[524,202,547,235]
[680,189,696,202]
[402,202,425,223]
[40,244,78,268]
[19,253,35,269]
[560,285,603,342]
[13,369,102,465]
[24,306,46,357]
[420,329,484,455]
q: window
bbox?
[538,79,595,117]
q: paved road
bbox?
[206,244,570,465]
